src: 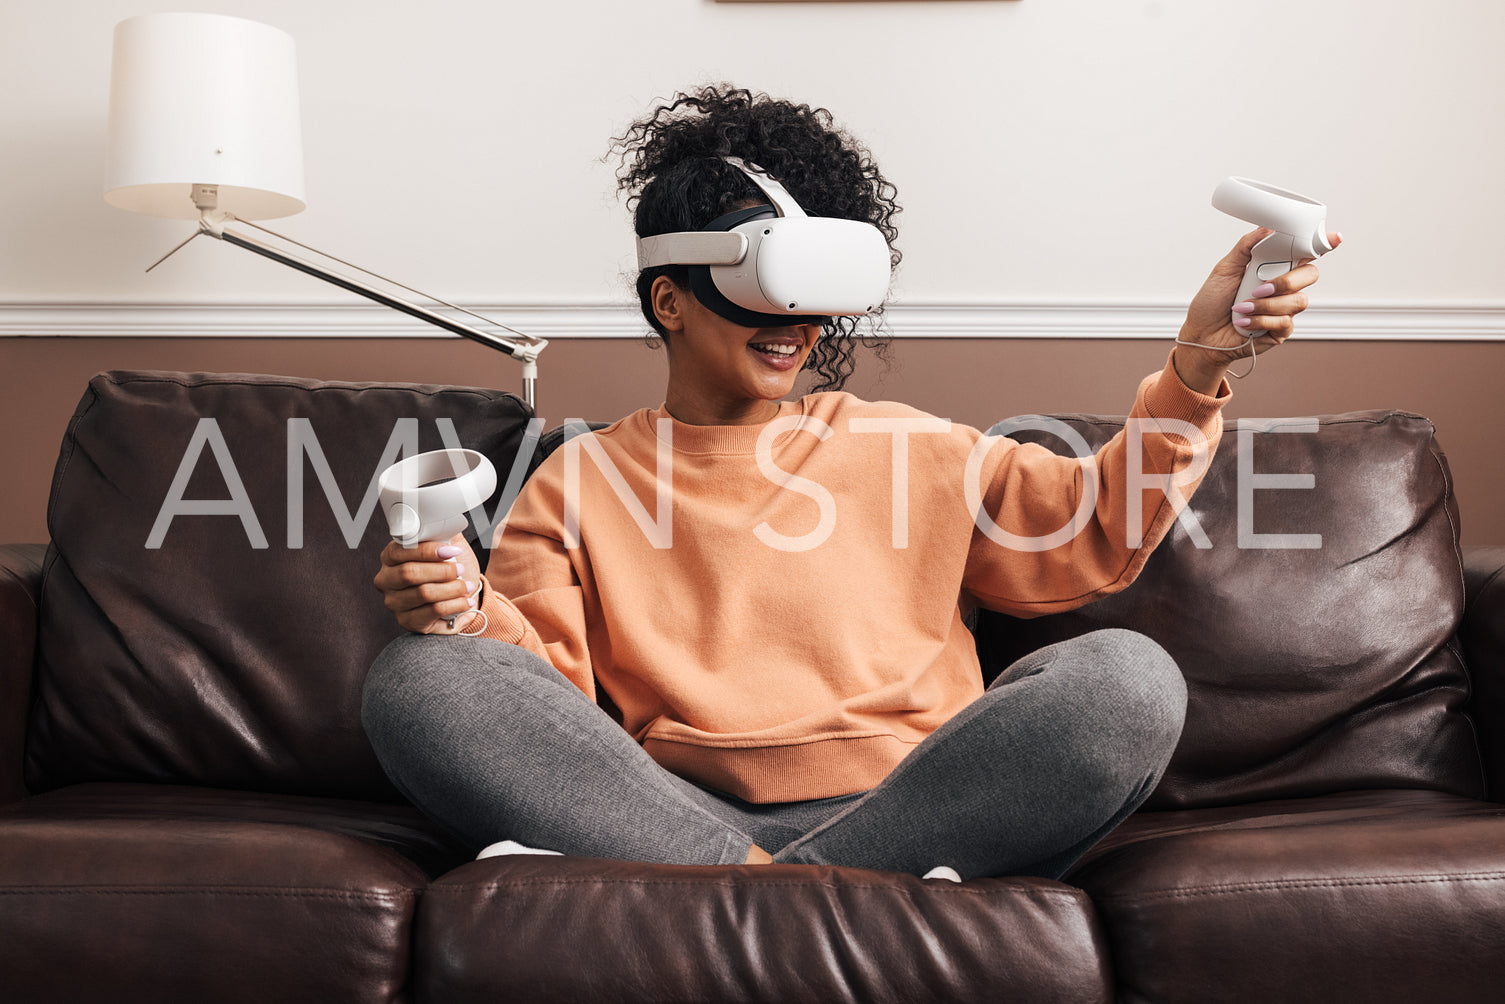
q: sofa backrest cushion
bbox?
[973,410,1482,810]
[27,371,537,800]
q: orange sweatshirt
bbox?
[476,356,1227,802]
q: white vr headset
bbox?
[635,157,891,328]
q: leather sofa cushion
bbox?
[0,782,471,1003]
[26,371,536,800]
[1462,545,1505,799]
[975,410,1482,809]
[416,856,1112,1004]
[1067,789,1505,1004]
[0,543,44,804]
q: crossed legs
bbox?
[361,628,1185,880]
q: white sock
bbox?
[922,865,962,883]
[476,839,564,861]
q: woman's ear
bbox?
[650,275,688,334]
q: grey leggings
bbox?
[361,628,1185,881]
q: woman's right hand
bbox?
[373,533,483,634]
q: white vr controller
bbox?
[378,449,497,547]
[1212,177,1334,319]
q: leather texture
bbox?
[1462,545,1505,799]
[1067,789,1505,1004]
[0,782,469,1003]
[26,371,536,801]
[0,543,45,805]
[3,373,1502,1003]
[416,855,1111,1004]
[974,410,1482,809]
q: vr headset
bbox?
[635,157,892,328]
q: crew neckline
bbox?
[644,399,807,455]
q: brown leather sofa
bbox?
[1,369,1502,1003]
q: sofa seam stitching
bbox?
[428,876,1089,899]
[98,371,527,409]
[0,886,415,901]
[1098,870,1505,905]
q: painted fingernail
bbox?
[1251,282,1277,299]
[468,594,478,609]
[436,545,463,559]
[466,579,478,595]
[1231,301,1256,314]
[453,563,464,579]
[1233,316,1253,328]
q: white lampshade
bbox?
[105,13,306,221]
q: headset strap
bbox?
[634,158,807,270]
[636,231,748,270]
[722,157,807,219]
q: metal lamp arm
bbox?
[147,197,547,408]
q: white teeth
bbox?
[753,343,797,357]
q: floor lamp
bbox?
[104,12,547,407]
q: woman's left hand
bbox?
[1173,227,1342,393]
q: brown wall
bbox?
[2,335,1501,545]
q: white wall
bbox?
[3,0,1502,313]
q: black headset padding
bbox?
[687,204,828,328]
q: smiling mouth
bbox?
[750,343,800,358]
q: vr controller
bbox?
[636,158,891,326]
[378,449,497,547]
[1212,177,1334,319]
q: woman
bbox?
[364,86,1336,881]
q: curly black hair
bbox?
[608,85,901,393]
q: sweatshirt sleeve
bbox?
[962,353,1228,617]
[470,463,598,702]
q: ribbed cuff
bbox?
[475,577,530,646]
[1139,351,1230,431]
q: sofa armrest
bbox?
[1462,545,1505,802]
[0,543,46,805]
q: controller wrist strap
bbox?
[1174,332,1260,380]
